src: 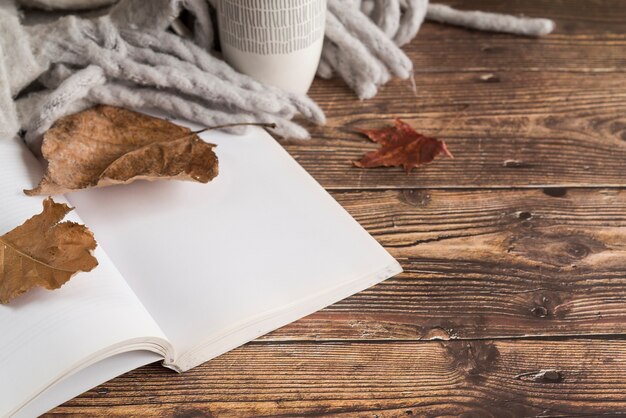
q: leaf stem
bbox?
[193,122,277,135]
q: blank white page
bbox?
[16,351,162,418]
[0,137,170,417]
[69,125,401,371]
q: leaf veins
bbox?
[0,198,98,304]
[25,106,219,196]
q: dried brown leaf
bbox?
[353,119,453,173]
[25,106,219,195]
[0,198,98,304]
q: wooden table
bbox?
[49,1,626,416]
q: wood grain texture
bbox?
[49,339,626,417]
[443,0,626,36]
[294,72,626,189]
[260,188,626,341]
[287,0,626,189]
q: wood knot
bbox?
[543,115,561,129]
[444,341,500,384]
[528,293,569,319]
[515,369,564,383]
[402,189,431,207]
[95,387,109,395]
[517,211,532,220]
[503,159,533,168]
[423,326,453,340]
[543,187,567,198]
[507,232,606,267]
[566,242,590,258]
[531,306,548,318]
[609,121,626,137]
[479,73,500,83]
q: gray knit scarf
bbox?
[0,0,554,151]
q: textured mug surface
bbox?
[217,0,326,94]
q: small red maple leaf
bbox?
[353,119,453,173]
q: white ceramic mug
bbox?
[217,0,326,94]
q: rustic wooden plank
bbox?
[48,339,626,417]
[443,0,626,36]
[407,32,626,74]
[289,0,626,189]
[454,0,626,34]
[260,188,626,341]
[293,70,626,189]
[411,0,626,73]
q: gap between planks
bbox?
[323,185,626,192]
[255,333,626,344]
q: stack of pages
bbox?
[0,122,401,417]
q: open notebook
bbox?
[0,123,401,417]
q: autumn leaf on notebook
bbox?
[1,121,402,417]
[0,198,98,304]
[353,119,453,173]
[25,106,219,196]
